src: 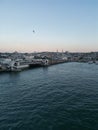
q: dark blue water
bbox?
[0,62,98,130]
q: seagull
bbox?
[33,30,35,33]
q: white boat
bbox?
[88,61,93,64]
[95,61,98,65]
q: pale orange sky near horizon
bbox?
[0,0,98,53]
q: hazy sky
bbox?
[0,0,98,52]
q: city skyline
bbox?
[0,0,98,52]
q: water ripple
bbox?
[0,63,98,130]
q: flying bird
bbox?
[33,30,35,33]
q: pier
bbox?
[0,59,67,72]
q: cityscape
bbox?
[0,51,98,72]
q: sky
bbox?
[0,0,98,52]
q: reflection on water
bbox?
[42,66,48,72]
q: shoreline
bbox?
[0,61,98,73]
